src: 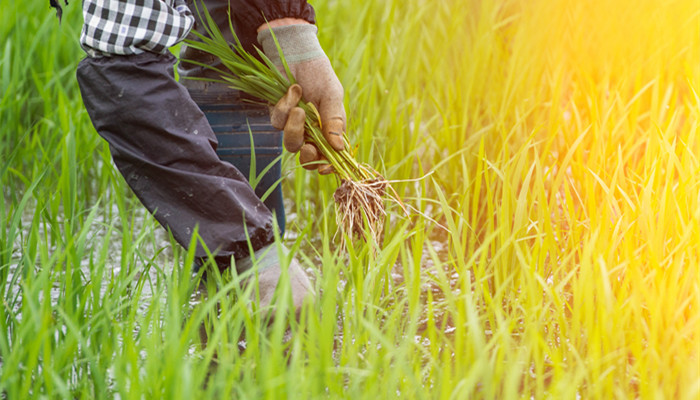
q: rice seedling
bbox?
[1,0,698,398]
[182,6,400,245]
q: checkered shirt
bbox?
[80,0,195,57]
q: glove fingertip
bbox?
[272,84,304,130]
[325,131,345,151]
[288,84,303,103]
[271,113,286,130]
[299,143,320,170]
[283,107,306,152]
[323,119,346,151]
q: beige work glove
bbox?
[234,244,313,319]
[258,25,346,175]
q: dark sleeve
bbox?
[179,0,316,79]
[234,0,316,35]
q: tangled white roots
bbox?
[333,178,388,244]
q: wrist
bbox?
[257,18,311,33]
[257,24,325,67]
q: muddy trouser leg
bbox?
[76,52,312,311]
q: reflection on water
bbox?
[5,191,457,381]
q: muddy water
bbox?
[6,191,454,365]
[5,200,172,318]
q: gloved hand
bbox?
[270,84,335,174]
[258,24,346,174]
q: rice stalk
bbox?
[183,7,401,244]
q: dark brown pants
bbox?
[76,51,274,267]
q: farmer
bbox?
[56,0,347,312]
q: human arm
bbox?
[179,1,346,173]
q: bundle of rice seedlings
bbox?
[184,9,402,244]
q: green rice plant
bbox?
[182,6,401,244]
[1,0,699,398]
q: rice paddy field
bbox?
[2,0,699,398]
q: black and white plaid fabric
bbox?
[81,0,195,57]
